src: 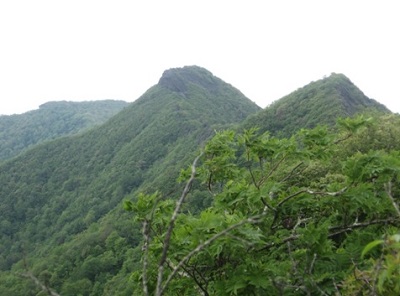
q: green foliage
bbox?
[132,116,400,295]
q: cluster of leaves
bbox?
[129,115,400,295]
[0,100,128,161]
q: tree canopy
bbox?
[127,115,400,295]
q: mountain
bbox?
[244,73,390,136]
[0,68,393,295]
[0,100,129,161]
[0,66,260,295]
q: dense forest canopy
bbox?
[0,67,398,295]
[0,100,128,161]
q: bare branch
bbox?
[258,234,300,252]
[142,220,150,296]
[308,253,317,275]
[279,161,305,183]
[141,193,164,295]
[155,153,203,296]
[18,272,60,296]
[260,196,276,212]
[305,187,348,197]
[276,187,348,210]
[248,165,260,189]
[328,218,399,237]
[262,218,398,252]
[385,181,400,218]
[332,278,342,296]
[276,189,307,208]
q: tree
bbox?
[126,115,400,295]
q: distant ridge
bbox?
[244,73,390,136]
[0,100,128,160]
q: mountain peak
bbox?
[244,72,390,136]
[158,65,220,93]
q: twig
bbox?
[259,155,287,187]
[308,253,317,275]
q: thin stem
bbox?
[385,181,400,218]
[142,220,150,296]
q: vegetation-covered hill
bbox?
[244,73,390,136]
[0,66,260,295]
[0,100,128,161]
[0,67,398,295]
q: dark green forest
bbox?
[0,67,399,295]
[0,100,128,161]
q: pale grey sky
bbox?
[1,0,399,115]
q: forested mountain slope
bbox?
[0,100,128,160]
[0,66,260,295]
[244,73,390,136]
[1,67,396,295]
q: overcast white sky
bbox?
[0,0,399,115]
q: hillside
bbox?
[0,100,129,161]
[0,68,396,295]
[0,66,260,295]
[244,73,390,136]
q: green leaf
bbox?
[361,239,384,258]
